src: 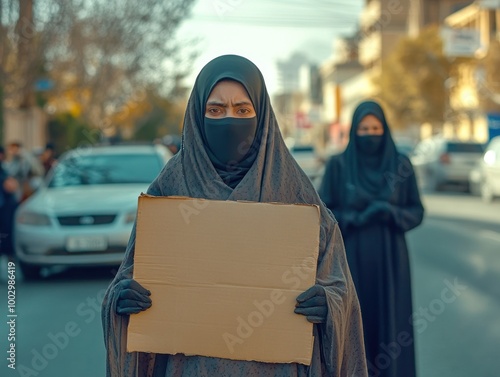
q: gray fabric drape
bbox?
[102,55,368,377]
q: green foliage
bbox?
[374,26,453,129]
[47,113,95,154]
[131,94,184,142]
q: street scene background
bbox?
[1,1,500,376]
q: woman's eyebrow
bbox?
[206,100,253,107]
[232,100,253,107]
[206,100,226,107]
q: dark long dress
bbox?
[319,101,424,377]
[0,166,18,258]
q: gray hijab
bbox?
[190,54,264,188]
[102,54,368,377]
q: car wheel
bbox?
[434,181,443,192]
[481,180,494,203]
[469,181,480,196]
[425,172,439,192]
[19,261,42,281]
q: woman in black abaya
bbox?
[102,55,368,377]
[319,100,424,377]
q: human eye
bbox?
[206,107,222,116]
[237,107,255,116]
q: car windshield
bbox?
[291,145,315,153]
[396,143,415,156]
[446,142,485,153]
[48,153,162,188]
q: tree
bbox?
[106,89,185,142]
[373,26,455,131]
[1,0,197,141]
[476,39,500,114]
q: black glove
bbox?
[356,201,393,226]
[369,201,393,223]
[355,205,379,226]
[115,279,152,315]
[294,285,327,324]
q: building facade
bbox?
[319,0,494,146]
[443,2,500,141]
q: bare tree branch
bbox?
[1,0,197,128]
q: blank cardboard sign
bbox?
[127,195,320,365]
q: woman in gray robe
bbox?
[101,54,368,377]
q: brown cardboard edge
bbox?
[139,193,321,211]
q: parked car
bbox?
[477,136,500,202]
[468,160,484,196]
[410,137,485,191]
[14,144,172,279]
[288,144,324,187]
[393,136,417,157]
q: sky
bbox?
[175,0,364,95]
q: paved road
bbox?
[409,192,500,377]
[0,267,114,376]
[0,192,499,377]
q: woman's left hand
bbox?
[294,284,327,323]
[370,201,393,222]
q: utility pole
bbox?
[15,0,36,109]
[3,0,46,149]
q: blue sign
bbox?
[34,78,54,91]
[486,113,500,141]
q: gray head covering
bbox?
[182,54,266,189]
[102,55,367,377]
[164,53,317,202]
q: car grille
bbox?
[57,215,117,226]
[47,246,126,255]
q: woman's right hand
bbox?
[115,279,152,315]
[3,177,19,193]
[355,201,393,226]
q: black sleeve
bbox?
[318,156,338,211]
[388,156,424,232]
[318,156,360,231]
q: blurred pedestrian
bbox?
[0,146,19,263]
[39,142,58,176]
[102,55,368,377]
[318,100,424,377]
[161,134,181,155]
[5,141,44,201]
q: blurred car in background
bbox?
[475,136,500,202]
[468,160,484,196]
[14,144,172,279]
[393,136,417,157]
[410,137,485,192]
[288,144,324,187]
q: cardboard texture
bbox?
[127,195,320,365]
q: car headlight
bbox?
[17,212,52,226]
[124,211,137,224]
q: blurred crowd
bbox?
[0,141,57,261]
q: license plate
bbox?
[66,236,108,252]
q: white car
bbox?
[478,136,500,202]
[289,145,324,187]
[14,144,172,279]
[410,137,485,192]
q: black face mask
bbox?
[203,117,258,165]
[356,135,384,155]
